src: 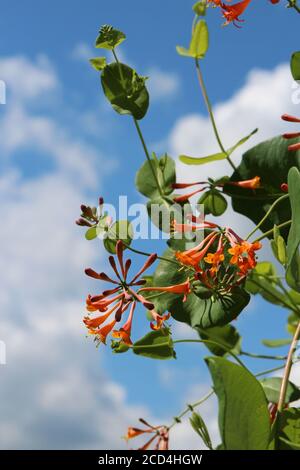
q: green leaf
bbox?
[103,220,133,254]
[135,154,175,199]
[89,57,107,71]
[286,167,300,292]
[291,51,300,81]
[278,408,300,450]
[287,312,300,335]
[179,129,258,165]
[132,328,175,360]
[85,226,98,241]
[229,136,300,241]
[95,25,126,50]
[271,226,287,266]
[176,20,209,59]
[198,190,227,217]
[196,324,241,357]
[152,250,250,329]
[260,378,300,405]
[262,338,291,348]
[206,357,271,450]
[190,412,213,449]
[193,1,207,16]
[101,62,149,120]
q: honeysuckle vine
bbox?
[76,1,300,450]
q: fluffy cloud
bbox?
[146,67,181,101]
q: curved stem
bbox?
[241,351,288,361]
[253,220,291,243]
[249,279,294,311]
[195,58,237,172]
[245,194,289,241]
[168,390,214,431]
[133,117,164,197]
[277,319,300,412]
[124,241,180,267]
[173,339,247,369]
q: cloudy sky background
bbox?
[0,0,299,449]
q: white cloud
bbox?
[168,63,296,237]
[147,67,181,101]
[71,42,95,62]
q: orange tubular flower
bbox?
[175,231,219,271]
[281,114,300,152]
[228,240,261,274]
[139,279,191,302]
[221,0,252,27]
[84,240,157,346]
[150,311,171,331]
[125,419,169,451]
[228,176,261,189]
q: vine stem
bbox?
[245,194,289,241]
[133,117,164,197]
[253,220,291,243]
[288,0,300,14]
[195,58,237,173]
[241,351,288,361]
[277,319,300,413]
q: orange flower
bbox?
[204,251,225,273]
[125,419,169,451]
[112,302,136,346]
[139,279,191,302]
[221,0,252,27]
[229,176,261,189]
[150,312,171,331]
[84,240,157,346]
[228,241,261,273]
[175,231,219,271]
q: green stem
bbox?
[241,351,288,361]
[195,58,237,173]
[245,194,289,241]
[168,390,214,431]
[277,320,300,413]
[123,241,179,267]
[288,0,300,14]
[249,279,294,311]
[173,339,247,369]
[253,220,292,243]
[133,117,164,197]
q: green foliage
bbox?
[286,167,300,292]
[89,57,107,71]
[198,189,227,217]
[193,1,207,16]
[291,51,300,81]
[101,62,149,120]
[262,338,291,348]
[151,250,250,329]
[179,128,257,166]
[95,25,126,50]
[103,220,133,254]
[135,154,175,199]
[190,412,212,449]
[206,357,271,450]
[229,136,300,240]
[176,20,209,59]
[277,408,300,450]
[260,377,300,404]
[132,328,175,360]
[271,225,287,266]
[196,324,241,357]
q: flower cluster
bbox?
[84,240,165,346]
[208,0,252,27]
[140,218,261,300]
[125,419,169,450]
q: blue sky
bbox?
[0,0,299,450]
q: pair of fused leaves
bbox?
[135,154,188,233]
[147,249,250,329]
[180,128,258,166]
[229,136,300,241]
[86,218,133,255]
[177,20,209,59]
[91,26,149,120]
[198,189,227,217]
[113,328,175,360]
